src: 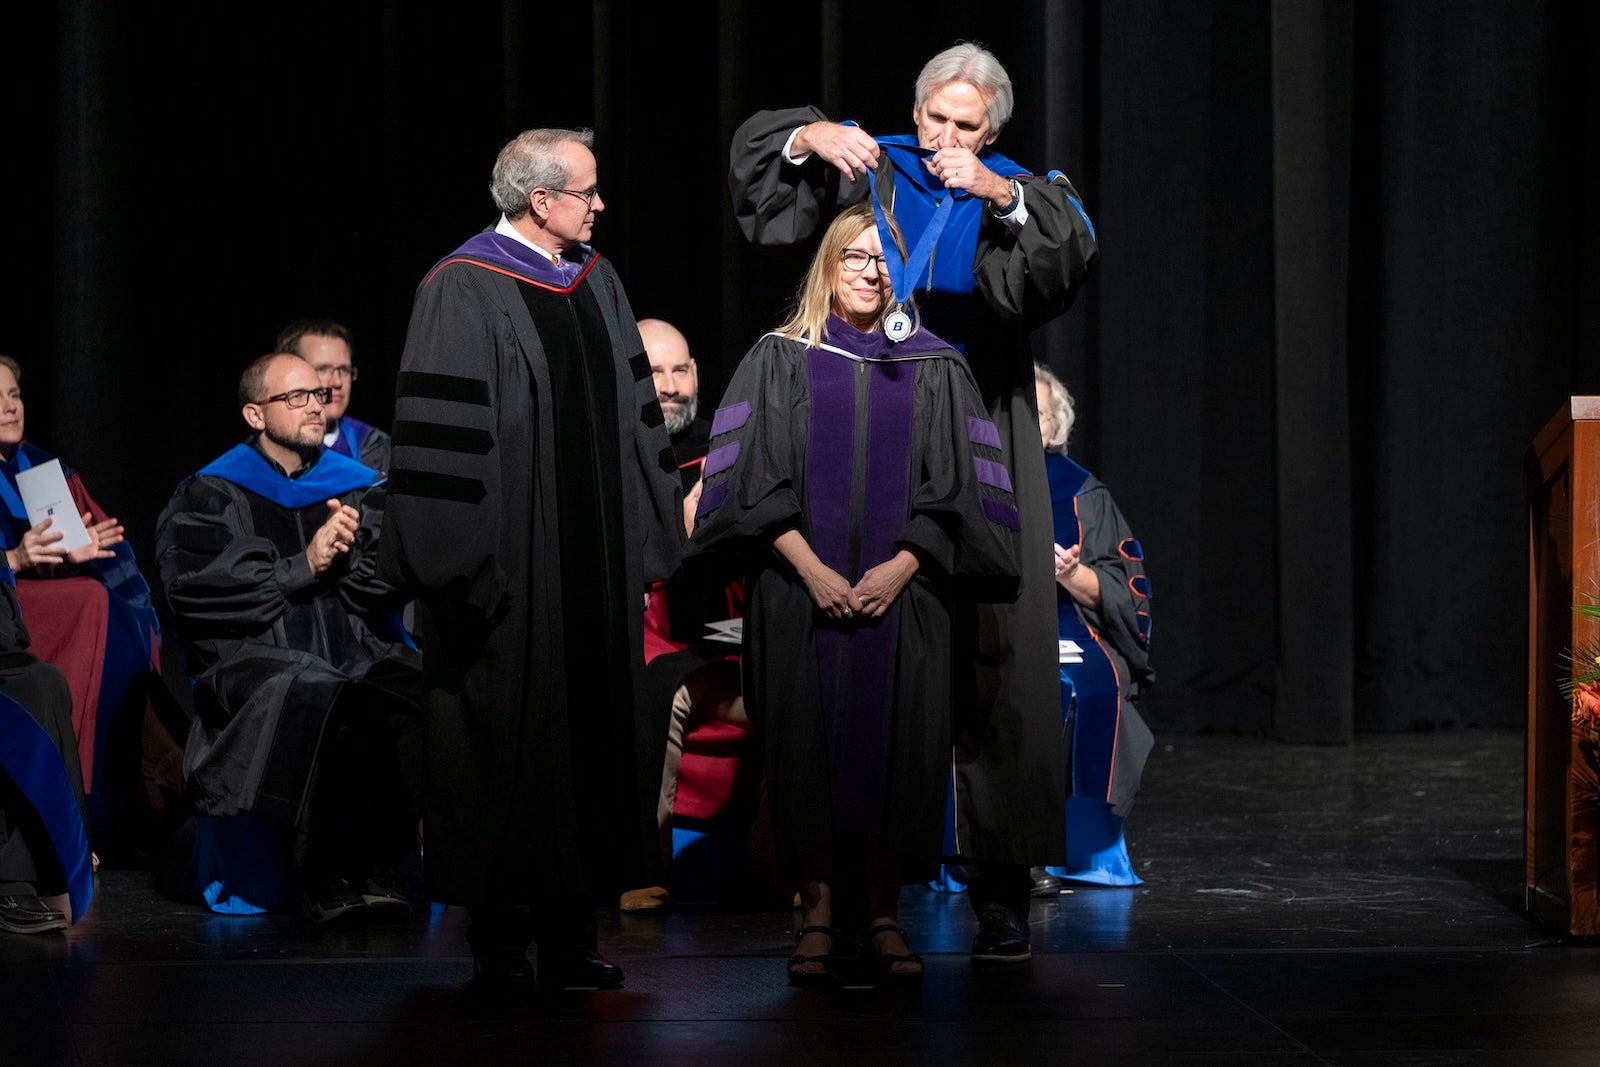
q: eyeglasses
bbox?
[313,365,358,381]
[258,387,333,409]
[840,248,888,273]
[551,186,599,206]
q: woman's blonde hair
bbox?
[776,202,916,347]
[1034,361,1076,454]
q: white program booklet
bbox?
[14,459,92,553]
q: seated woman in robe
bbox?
[0,565,94,934]
[1032,361,1155,889]
[687,203,1020,986]
[0,355,166,854]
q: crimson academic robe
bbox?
[729,107,1098,865]
[1,441,163,846]
[686,319,1019,880]
[379,231,684,905]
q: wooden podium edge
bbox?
[1526,397,1600,937]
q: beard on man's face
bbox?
[660,391,698,436]
[264,414,325,459]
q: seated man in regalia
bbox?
[155,351,422,923]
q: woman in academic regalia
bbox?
[0,355,167,854]
[688,203,1020,986]
[1032,361,1155,889]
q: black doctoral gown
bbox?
[379,232,684,906]
[687,321,1019,880]
[154,446,420,829]
[728,107,1100,863]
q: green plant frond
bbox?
[1558,585,1600,699]
[1559,638,1600,699]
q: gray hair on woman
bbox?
[1034,361,1076,454]
[489,127,595,220]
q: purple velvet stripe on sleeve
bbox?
[968,416,1001,450]
[710,402,751,438]
[973,456,1012,493]
[702,441,740,481]
[983,497,1020,531]
[696,480,729,518]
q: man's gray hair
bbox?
[490,127,595,221]
[915,41,1014,132]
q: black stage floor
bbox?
[8,727,1595,1065]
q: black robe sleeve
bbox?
[156,476,316,636]
[972,174,1100,332]
[378,265,511,628]
[898,355,1021,603]
[684,334,808,566]
[156,476,400,638]
[728,106,871,248]
[333,482,408,618]
[591,262,686,588]
[1074,482,1155,696]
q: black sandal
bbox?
[863,922,923,983]
[787,924,835,988]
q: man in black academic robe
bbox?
[728,42,1098,961]
[155,353,421,923]
[378,128,684,992]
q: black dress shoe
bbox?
[360,867,413,919]
[0,894,68,935]
[970,902,1031,964]
[538,948,625,991]
[1029,866,1063,898]
[301,872,369,925]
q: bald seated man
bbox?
[622,318,749,913]
[155,352,422,924]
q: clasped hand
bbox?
[803,551,918,624]
[306,499,361,575]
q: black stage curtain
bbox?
[3,1,1595,739]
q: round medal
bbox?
[883,308,912,343]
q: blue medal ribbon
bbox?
[865,160,951,318]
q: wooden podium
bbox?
[1526,397,1600,936]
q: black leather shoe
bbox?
[1029,866,1063,898]
[539,948,625,991]
[971,902,1031,964]
[0,894,68,935]
[301,871,369,924]
[360,867,413,919]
